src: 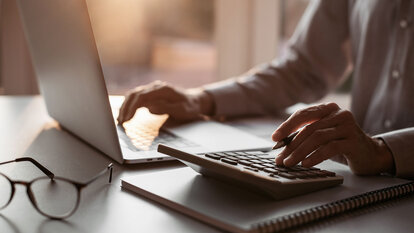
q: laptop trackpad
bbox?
[166,121,273,153]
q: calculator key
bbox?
[236,155,251,160]
[289,172,307,179]
[221,158,238,165]
[290,166,308,171]
[205,153,220,160]
[224,152,239,156]
[278,172,297,179]
[320,170,336,177]
[301,171,318,177]
[250,159,264,164]
[214,152,227,157]
[244,167,259,172]
[235,152,250,156]
[226,156,240,161]
[251,164,266,170]
[312,170,328,177]
[274,166,290,172]
[263,168,278,174]
[308,167,321,171]
[239,160,252,166]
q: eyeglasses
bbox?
[0,157,113,219]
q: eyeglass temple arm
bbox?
[83,163,113,186]
[0,157,55,179]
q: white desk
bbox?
[0,96,412,233]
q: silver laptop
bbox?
[17,0,273,164]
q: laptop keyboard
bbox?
[127,129,198,151]
[121,108,198,151]
[204,151,336,180]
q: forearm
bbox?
[203,0,351,118]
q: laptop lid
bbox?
[17,0,124,163]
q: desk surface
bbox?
[0,95,412,233]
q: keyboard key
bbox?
[221,158,238,165]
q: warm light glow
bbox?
[122,107,168,150]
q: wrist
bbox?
[198,90,215,116]
[188,88,215,116]
[375,138,395,174]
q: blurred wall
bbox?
[0,0,38,95]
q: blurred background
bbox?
[0,0,309,95]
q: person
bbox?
[118,0,414,179]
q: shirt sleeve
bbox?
[375,128,414,179]
[203,0,352,118]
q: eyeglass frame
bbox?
[0,157,113,220]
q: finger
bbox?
[118,91,140,123]
[283,126,347,167]
[127,88,182,118]
[276,109,350,162]
[302,139,350,167]
[272,102,340,141]
[141,85,186,102]
[147,101,200,121]
[121,84,177,123]
[118,81,167,123]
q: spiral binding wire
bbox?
[253,182,414,233]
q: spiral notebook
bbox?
[121,161,413,233]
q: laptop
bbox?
[17,0,273,164]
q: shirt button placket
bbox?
[384,119,392,130]
[400,19,408,29]
[391,70,400,80]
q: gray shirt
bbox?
[204,0,414,178]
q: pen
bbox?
[272,131,299,150]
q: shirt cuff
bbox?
[203,79,261,118]
[375,128,414,179]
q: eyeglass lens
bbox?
[30,177,79,218]
[0,174,12,209]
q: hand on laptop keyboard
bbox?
[118,81,214,123]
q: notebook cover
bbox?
[121,161,408,233]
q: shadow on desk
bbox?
[0,125,194,233]
[20,126,184,180]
